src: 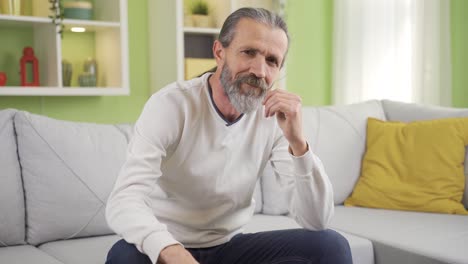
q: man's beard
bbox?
[220,63,269,114]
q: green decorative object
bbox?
[190,0,209,15]
[62,60,72,86]
[63,1,93,20]
[188,0,211,28]
[78,58,97,87]
[78,72,96,87]
[83,58,97,76]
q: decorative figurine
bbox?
[0,72,6,86]
[20,47,40,87]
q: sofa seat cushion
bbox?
[39,235,120,264]
[244,214,374,264]
[330,205,468,264]
[14,111,133,245]
[0,245,63,264]
[0,109,26,247]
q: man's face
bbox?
[218,18,288,113]
[220,60,268,114]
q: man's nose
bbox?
[249,58,267,79]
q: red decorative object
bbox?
[20,47,40,87]
[0,72,6,86]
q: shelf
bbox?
[184,27,220,35]
[63,19,120,28]
[0,14,51,26]
[0,0,129,96]
[0,16,121,30]
[0,87,129,96]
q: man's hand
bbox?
[263,89,308,156]
[158,244,199,264]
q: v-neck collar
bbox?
[207,76,244,127]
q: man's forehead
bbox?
[231,18,288,54]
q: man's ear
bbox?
[213,40,225,65]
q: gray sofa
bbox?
[0,100,467,264]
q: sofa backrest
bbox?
[261,100,387,214]
[14,111,133,245]
[303,100,387,205]
[0,109,26,247]
[382,100,468,209]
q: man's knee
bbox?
[106,239,152,264]
[320,229,353,263]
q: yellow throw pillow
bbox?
[345,117,468,215]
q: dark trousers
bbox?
[106,229,353,264]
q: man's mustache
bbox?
[235,75,268,91]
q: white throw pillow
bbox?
[302,100,386,205]
[261,100,386,214]
[15,111,133,245]
[0,109,26,246]
[261,161,291,215]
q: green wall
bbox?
[0,0,149,123]
[285,0,333,106]
[451,0,468,108]
[0,26,33,86]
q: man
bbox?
[106,7,352,264]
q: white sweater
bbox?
[106,73,334,264]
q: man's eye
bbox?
[243,50,256,56]
[267,57,278,67]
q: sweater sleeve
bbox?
[269,129,334,230]
[106,92,183,264]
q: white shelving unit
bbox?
[0,0,129,96]
[183,27,220,35]
[148,0,283,94]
